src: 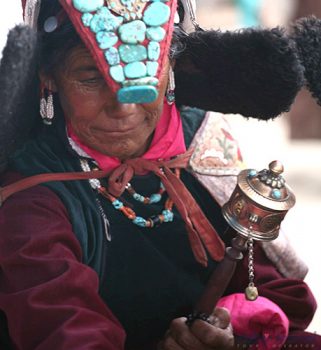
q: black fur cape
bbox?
[291,16,321,106]
[0,26,38,172]
[175,27,303,119]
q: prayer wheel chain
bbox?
[245,234,259,301]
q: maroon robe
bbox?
[0,171,320,349]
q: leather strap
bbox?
[0,170,110,206]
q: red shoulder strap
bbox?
[0,170,109,207]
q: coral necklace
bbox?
[80,159,180,228]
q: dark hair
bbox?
[37,1,82,75]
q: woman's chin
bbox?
[92,143,143,160]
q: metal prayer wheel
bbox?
[192,161,296,316]
[222,160,296,242]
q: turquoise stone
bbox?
[150,193,162,203]
[124,62,147,78]
[143,2,170,26]
[133,193,145,202]
[110,65,125,82]
[122,77,159,87]
[146,61,159,76]
[82,13,93,27]
[117,86,158,103]
[146,26,166,42]
[96,31,118,49]
[162,209,174,222]
[271,189,282,200]
[248,169,257,178]
[119,20,146,44]
[119,44,147,63]
[133,217,147,227]
[112,199,124,209]
[105,47,120,66]
[73,0,104,12]
[148,41,160,61]
[90,6,123,33]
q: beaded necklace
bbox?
[80,159,179,229]
[126,181,165,204]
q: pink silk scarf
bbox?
[67,100,187,172]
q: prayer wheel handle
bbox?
[187,161,296,323]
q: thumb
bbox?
[208,307,231,329]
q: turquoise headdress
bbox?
[23,0,178,104]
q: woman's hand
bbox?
[158,307,234,350]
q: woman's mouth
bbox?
[91,125,138,137]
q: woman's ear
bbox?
[39,72,58,92]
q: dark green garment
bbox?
[10,107,230,348]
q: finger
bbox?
[170,317,213,350]
[161,331,186,350]
[190,319,234,349]
[211,307,231,329]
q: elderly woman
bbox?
[0,0,320,349]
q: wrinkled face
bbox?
[44,45,169,160]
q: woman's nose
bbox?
[103,90,138,117]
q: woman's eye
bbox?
[80,77,104,85]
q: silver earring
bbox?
[166,65,175,105]
[40,90,54,125]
